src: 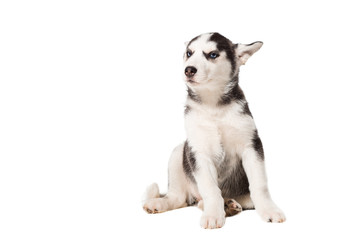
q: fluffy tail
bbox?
[142,183,165,202]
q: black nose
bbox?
[185,66,197,77]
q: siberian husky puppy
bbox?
[143,33,285,229]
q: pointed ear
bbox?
[235,41,263,65]
[184,41,189,47]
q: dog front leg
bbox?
[242,148,286,223]
[193,153,225,229]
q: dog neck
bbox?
[186,74,245,107]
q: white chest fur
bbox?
[185,101,256,166]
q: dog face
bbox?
[183,33,263,89]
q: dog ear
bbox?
[235,41,263,65]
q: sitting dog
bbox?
[143,32,285,229]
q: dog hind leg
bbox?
[234,193,254,210]
[197,198,243,217]
[143,143,188,214]
[224,198,242,217]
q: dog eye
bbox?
[209,52,219,59]
[186,51,192,57]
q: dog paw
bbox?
[224,198,242,217]
[258,207,286,223]
[200,211,226,229]
[143,198,167,214]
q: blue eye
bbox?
[186,51,192,57]
[209,52,218,59]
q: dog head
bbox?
[183,33,263,88]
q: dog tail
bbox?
[142,183,165,202]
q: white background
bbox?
[1,0,360,239]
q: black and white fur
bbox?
[143,33,285,229]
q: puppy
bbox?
[143,33,285,229]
